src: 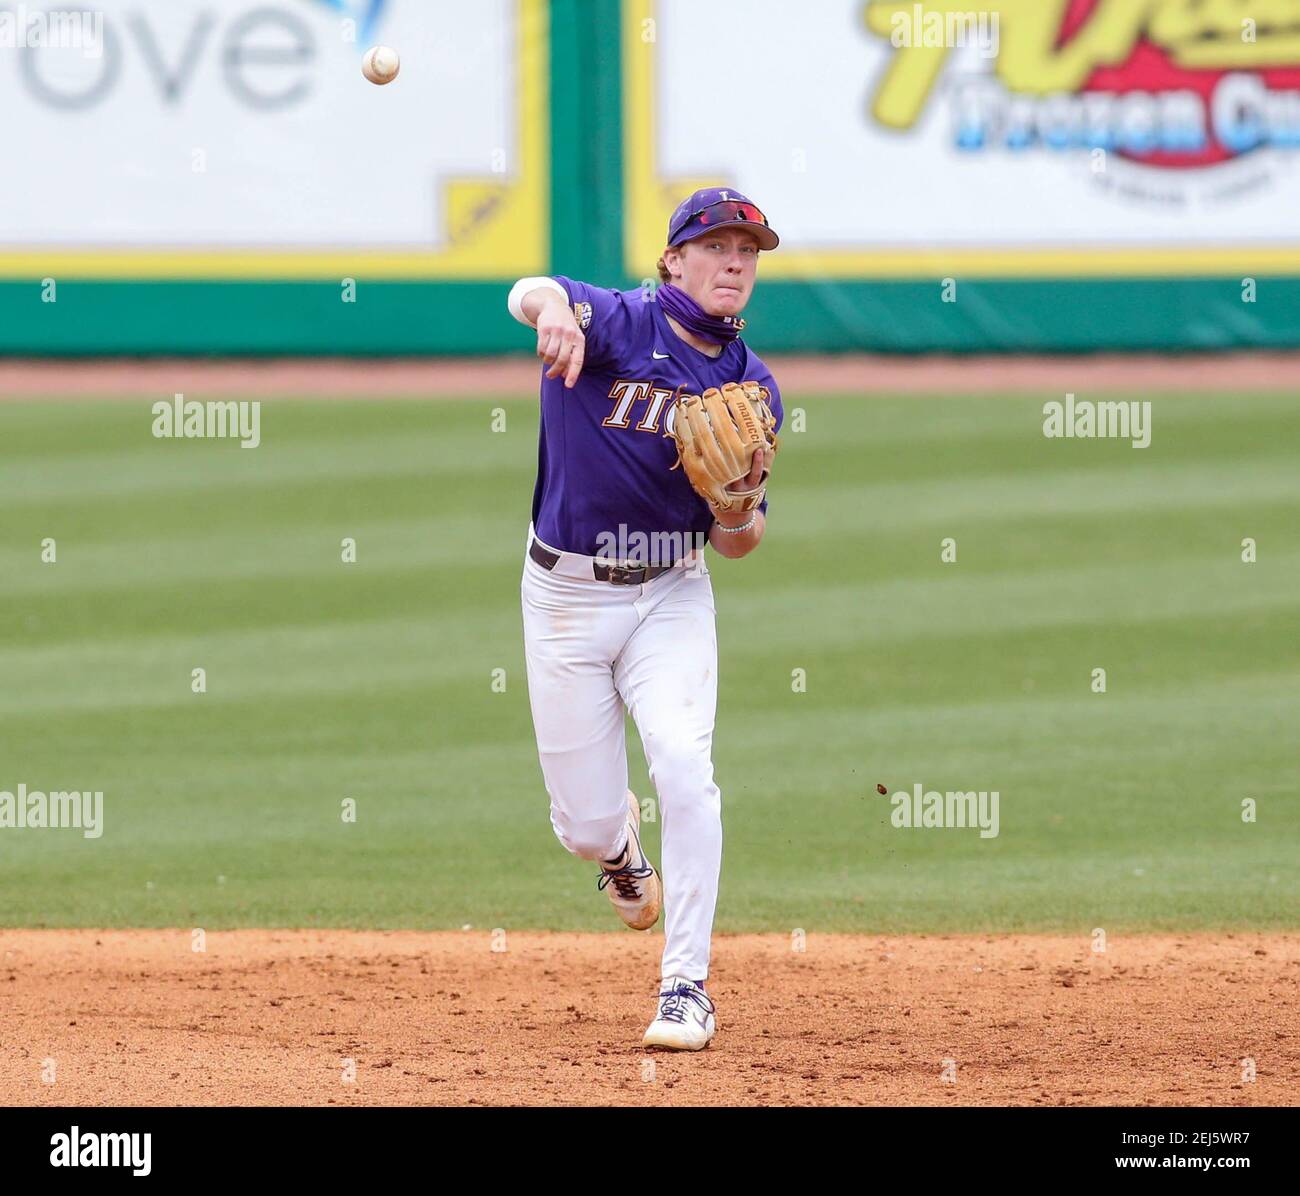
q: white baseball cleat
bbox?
[597,791,661,931]
[642,976,716,1051]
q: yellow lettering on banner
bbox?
[1149,0,1215,44]
[866,0,957,128]
[865,0,1300,130]
[998,0,1146,93]
[1154,0,1300,66]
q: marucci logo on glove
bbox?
[671,382,778,515]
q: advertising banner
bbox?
[0,0,547,277]
[624,0,1300,278]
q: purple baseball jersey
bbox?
[531,276,783,559]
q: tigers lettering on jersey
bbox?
[601,381,678,435]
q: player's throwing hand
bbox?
[535,295,586,389]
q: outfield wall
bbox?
[2,0,1299,355]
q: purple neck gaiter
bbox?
[655,282,745,346]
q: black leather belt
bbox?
[529,538,673,586]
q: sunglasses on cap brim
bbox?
[676,199,778,249]
[694,199,769,229]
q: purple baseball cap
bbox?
[666,187,780,251]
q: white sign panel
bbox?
[0,0,546,276]
[626,0,1300,277]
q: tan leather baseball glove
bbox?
[671,381,779,515]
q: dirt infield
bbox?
[4,352,1300,396]
[1,930,1294,1107]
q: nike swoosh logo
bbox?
[652,350,670,359]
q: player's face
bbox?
[673,228,760,317]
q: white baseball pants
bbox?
[520,537,722,982]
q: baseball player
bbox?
[507,187,782,1050]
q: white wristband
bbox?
[507,276,568,328]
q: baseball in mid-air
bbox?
[362,45,400,85]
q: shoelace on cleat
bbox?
[655,982,714,1025]
[597,860,654,901]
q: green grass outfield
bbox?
[1,392,1296,933]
